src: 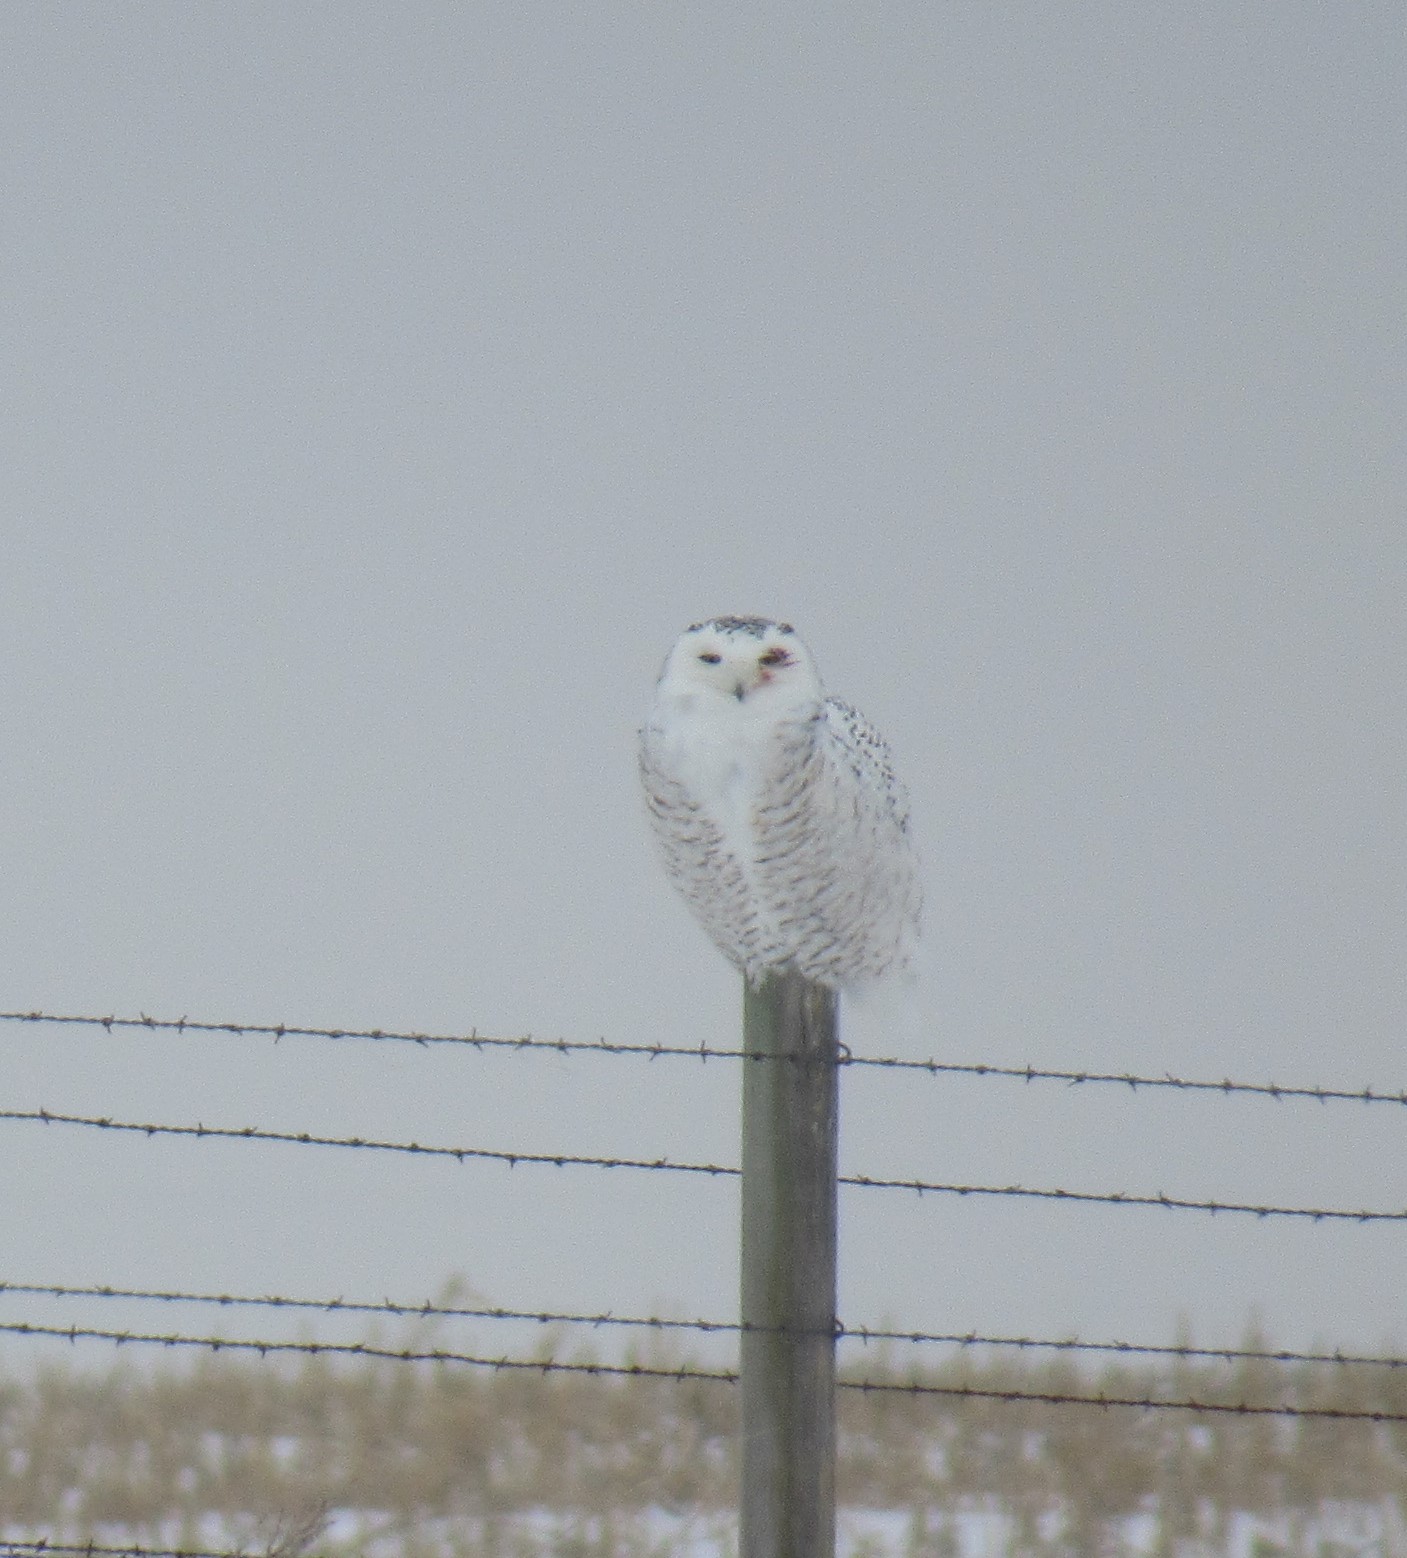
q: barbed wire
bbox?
[5,1009,1405,1109]
[0,1545,236,1558]
[0,1319,1402,1422]
[5,1278,1404,1371]
[0,1105,735,1177]
[4,1104,1403,1222]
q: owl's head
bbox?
[657,616,824,711]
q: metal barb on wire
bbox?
[4,1009,1406,1109]
[3,1105,1405,1223]
[0,1319,1402,1423]
[6,1278,1406,1371]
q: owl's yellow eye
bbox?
[698,652,722,664]
[759,647,791,667]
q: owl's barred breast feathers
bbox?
[639,616,920,988]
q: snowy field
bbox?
[8,1501,1407,1558]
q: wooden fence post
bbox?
[739,968,839,1558]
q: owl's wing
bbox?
[821,699,912,832]
[815,698,922,977]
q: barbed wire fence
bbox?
[6,1101,1405,1222]
[3,1008,1405,1397]
[1,1319,1404,1424]
[3,1005,1407,1556]
[8,1007,1407,1106]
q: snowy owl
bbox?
[639,616,920,988]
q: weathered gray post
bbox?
[739,968,839,1558]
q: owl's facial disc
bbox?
[707,643,799,702]
[662,617,819,708]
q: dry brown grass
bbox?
[2,1320,1405,1552]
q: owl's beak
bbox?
[732,665,772,700]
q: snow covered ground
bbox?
[9,1500,1407,1557]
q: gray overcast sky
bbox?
[2,3,1404,1368]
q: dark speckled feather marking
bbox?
[686,615,795,638]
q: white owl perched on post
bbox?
[639,616,921,989]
